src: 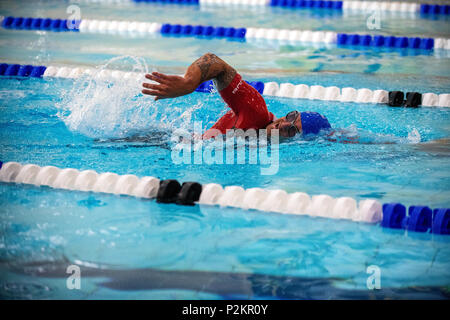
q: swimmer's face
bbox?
[265,111,302,138]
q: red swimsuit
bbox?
[203,73,274,139]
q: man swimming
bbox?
[141,53,331,139]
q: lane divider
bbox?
[134,0,200,4]
[270,0,450,16]
[2,16,449,51]
[0,161,160,198]
[1,62,449,107]
[79,0,450,16]
[261,81,450,107]
[0,161,448,234]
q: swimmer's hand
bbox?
[142,72,195,101]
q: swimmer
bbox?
[141,53,331,139]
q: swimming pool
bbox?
[0,0,449,300]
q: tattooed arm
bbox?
[142,53,236,100]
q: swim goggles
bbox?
[284,110,301,137]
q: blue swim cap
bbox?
[300,112,331,135]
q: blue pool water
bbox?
[0,0,450,299]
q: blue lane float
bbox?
[0,63,47,78]
[381,203,405,229]
[432,209,450,235]
[195,80,215,93]
[161,23,246,39]
[337,33,434,50]
[403,206,433,233]
[17,65,34,77]
[382,203,449,235]
[4,64,20,76]
[420,4,450,15]
[195,80,264,94]
[270,0,343,9]
[1,16,80,31]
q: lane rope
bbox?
[74,0,450,17]
[1,16,449,51]
[0,161,448,234]
[1,62,449,107]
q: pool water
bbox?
[0,0,449,299]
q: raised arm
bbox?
[142,53,236,100]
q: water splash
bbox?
[57,56,203,140]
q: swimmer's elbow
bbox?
[203,52,219,60]
[188,53,236,90]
